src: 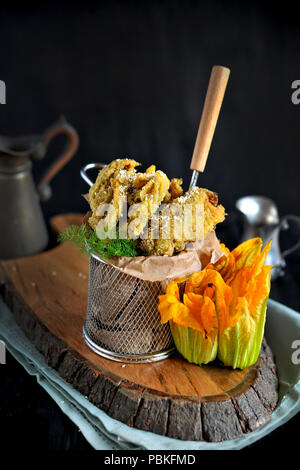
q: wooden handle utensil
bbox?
[190,65,230,175]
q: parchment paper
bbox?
[82,210,223,282]
[100,231,223,282]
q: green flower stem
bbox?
[170,320,218,365]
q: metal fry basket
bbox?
[83,250,175,363]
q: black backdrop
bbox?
[1,1,299,220]
[0,0,300,451]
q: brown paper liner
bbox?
[103,230,223,282]
[82,211,223,282]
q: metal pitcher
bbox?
[236,196,300,280]
[0,116,79,259]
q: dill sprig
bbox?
[57,224,140,258]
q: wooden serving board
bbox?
[0,214,279,442]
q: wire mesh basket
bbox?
[83,251,175,363]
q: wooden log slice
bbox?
[0,214,279,442]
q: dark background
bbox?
[0,1,299,218]
[0,0,299,451]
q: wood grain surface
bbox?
[0,213,279,442]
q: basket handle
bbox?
[80,162,106,187]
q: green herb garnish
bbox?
[58,224,140,258]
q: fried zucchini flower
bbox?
[158,238,272,369]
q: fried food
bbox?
[87,158,225,255]
[88,159,170,237]
[127,169,170,238]
[88,159,140,230]
[138,187,225,256]
[163,178,184,203]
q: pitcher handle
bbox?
[280,215,300,259]
[80,162,106,187]
[37,116,79,200]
